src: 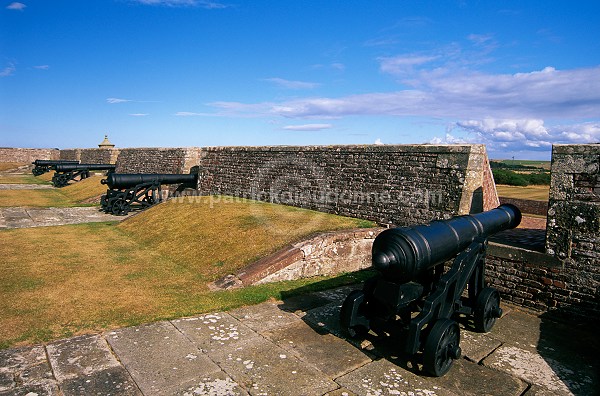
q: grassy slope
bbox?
[0,197,375,348]
[496,184,550,201]
[0,175,107,207]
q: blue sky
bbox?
[1,0,599,159]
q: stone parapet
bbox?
[199,144,498,226]
[0,147,59,163]
[115,147,201,174]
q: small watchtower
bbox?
[98,135,115,149]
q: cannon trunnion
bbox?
[31,159,79,176]
[340,204,521,377]
[51,163,117,188]
[100,171,198,215]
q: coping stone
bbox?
[105,321,234,396]
[261,320,372,378]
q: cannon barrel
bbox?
[371,204,521,282]
[54,163,116,172]
[32,159,79,166]
[101,173,198,189]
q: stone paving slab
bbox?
[261,320,372,378]
[336,359,457,396]
[46,335,122,381]
[106,321,238,396]
[1,287,598,395]
[209,334,338,396]
[0,183,54,190]
[0,206,123,229]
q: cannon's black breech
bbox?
[54,163,116,172]
[101,173,198,189]
[371,204,521,282]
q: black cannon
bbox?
[340,204,521,376]
[100,171,198,215]
[32,159,79,176]
[51,163,116,188]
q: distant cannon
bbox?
[32,159,79,176]
[340,204,521,377]
[52,163,116,188]
[100,171,198,215]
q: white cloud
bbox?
[129,113,149,117]
[374,138,383,145]
[282,124,332,131]
[0,63,16,77]
[264,78,320,90]
[33,65,49,70]
[175,111,205,116]
[106,98,132,104]
[210,65,600,121]
[6,2,26,10]
[429,133,472,145]
[378,55,438,76]
[131,0,227,8]
[444,118,599,152]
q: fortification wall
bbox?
[59,148,120,163]
[0,148,59,163]
[115,147,201,174]
[498,197,548,216]
[544,144,599,318]
[198,144,498,226]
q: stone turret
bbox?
[98,135,115,149]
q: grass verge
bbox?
[0,176,107,207]
[0,198,375,349]
[496,184,550,201]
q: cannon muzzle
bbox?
[372,204,521,282]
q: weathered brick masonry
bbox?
[198,145,498,226]
[115,147,201,174]
[0,148,59,162]
[544,144,599,318]
[498,197,548,216]
[59,148,120,164]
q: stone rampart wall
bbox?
[59,148,120,163]
[0,148,59,163]
[115,147,201,174]
[544,144,599,319]
[498,197,548,216]
[198,145,498,226]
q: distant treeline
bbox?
[489,161,544,171]
[492,169,551,186]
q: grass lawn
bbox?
[496,184,550,201]
[0,175,107,207]
[0,171,53,185]
[0,197,375,349]
[0,163,28,172]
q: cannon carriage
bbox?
[31,159,79,176]
[340,204,521,376]
[100,171,198,215]
[51,163,116,188]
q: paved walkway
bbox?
[1,286,597,396]
[0,184,53,190]
[0,207,121,229]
